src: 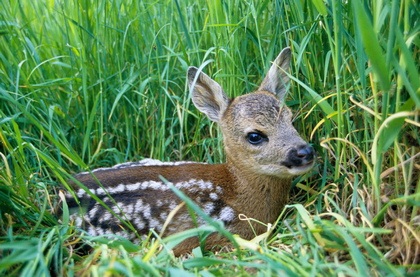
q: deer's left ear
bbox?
[258,47,291,101]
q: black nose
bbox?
[296,145,315,161]
[282,144,315,168]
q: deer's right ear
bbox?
[188,67,230,122]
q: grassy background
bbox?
[0,0,419,276]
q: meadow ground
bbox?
[0,0,419,276]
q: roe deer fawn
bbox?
[65,47,315,256]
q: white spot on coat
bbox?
[126,183,141,191]
[219,206,235,222]
[134,218,145,230]
[203,202,215,214]
[209,192,218,200]
[109,184,125,194]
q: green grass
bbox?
[0,0,419,275]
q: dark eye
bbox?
[246,132,267,145]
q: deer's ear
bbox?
[188,67,230,122]
[258,47,292,101]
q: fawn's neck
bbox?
[225,158,292,226]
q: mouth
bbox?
[285,161,315,175]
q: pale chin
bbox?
[252,162,315,178]
[257,162,314,177]
[285,162,315,176]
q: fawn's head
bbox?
[188,47,315,178]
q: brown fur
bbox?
[67,47,315,256]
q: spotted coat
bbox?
[65,47,316,256]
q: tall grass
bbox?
[0,0,419,275]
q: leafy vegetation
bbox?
[0,0,419,276]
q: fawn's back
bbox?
[65,47,315,255]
